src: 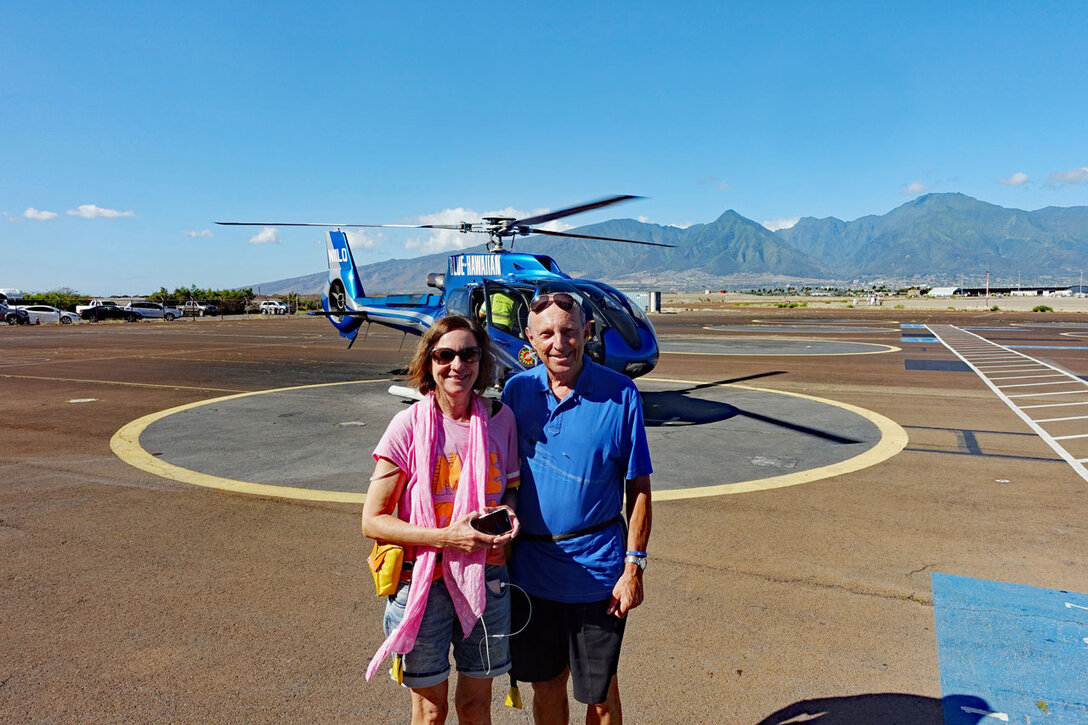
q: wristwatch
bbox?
[624,554,647,570]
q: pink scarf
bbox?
[365,392,489,681]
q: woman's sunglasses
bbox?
[529,292,577,314]
[431,346,482,364]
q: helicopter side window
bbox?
[445,287,471,318]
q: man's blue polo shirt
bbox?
[501,357,652,603]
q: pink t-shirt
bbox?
[373,401,520,529]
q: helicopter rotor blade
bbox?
[216,222,465,230]
[526,227,674,248]
[507,195,643,229]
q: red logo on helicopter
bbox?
[518,346,537,367]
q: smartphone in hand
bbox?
[471,508,512,536]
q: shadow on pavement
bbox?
[642,373,785,427]
[641,373,863,444]
[755,693,994,725]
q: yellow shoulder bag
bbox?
[367,542,404,597]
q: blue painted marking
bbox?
[933,573,1088,724]
[905,359,971,372]
[901,323,927,329]
[901,336,938,343]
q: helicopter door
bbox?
[481,281,528,341]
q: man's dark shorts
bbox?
[510,591,626,705]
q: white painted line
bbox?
[926,324,1088,483]
[1020,400,1088,409]
[960,706,1008,721]
[997,380,1082,388]
[1053,433,1088,440]
[1068,602,1088,611]
[974,362,1044,367]
[988,374,1068,381]
[973,366,1047,372]
[1035,415,1088,423]
[1006,390,1088,398]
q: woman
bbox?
[362,316,521,725]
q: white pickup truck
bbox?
[75,299,120,315]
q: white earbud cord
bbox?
[478,581,532,675]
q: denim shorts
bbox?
[383,564,511,689]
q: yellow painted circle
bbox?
[111,377,907,503]
[641,377,908,500]
[110,379,391,504]
[659,334,901,356]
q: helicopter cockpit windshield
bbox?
[530,280,644,352]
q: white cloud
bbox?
[901,181,927,195]
[1000,171,1030,187]
[345,228,379,251]
[403,207,573,254]
[185,229,213,238]
[24,207,58,221]
[1047,166,1088,187]
[762,217,800,231]
[248,227,281,244]
[66,204,134,219]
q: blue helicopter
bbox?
[220,195,673,386]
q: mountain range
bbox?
[252,193,1088,295]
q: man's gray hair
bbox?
[527,295,586,331]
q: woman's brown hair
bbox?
[406,316,494,396]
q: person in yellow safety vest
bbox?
[489,290,516,333]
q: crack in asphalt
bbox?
[667,557,934,606]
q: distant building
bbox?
[926,286,961,297]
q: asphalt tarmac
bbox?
[2,308,1087,723]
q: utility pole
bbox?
[985,270,990,307]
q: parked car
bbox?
[81,305,140,322]
[1,302,31,325]
[18,304,81,325]
[181,300,219,317]
[124,301,181,321]
[259,300,290,314]
[75,299,121,316]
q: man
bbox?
[501,291,652,725]
[488,289,517,334]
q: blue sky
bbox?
[3,1,1087,295]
